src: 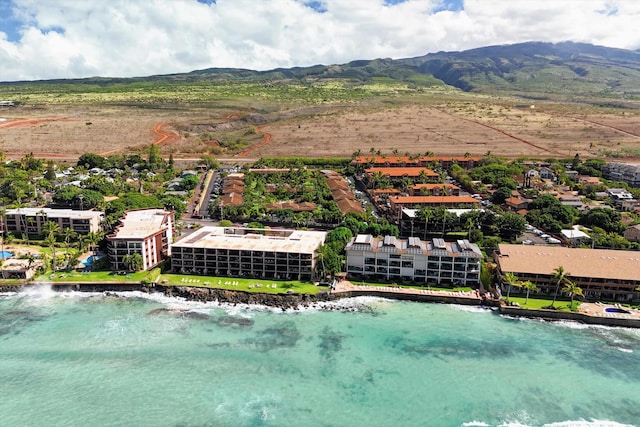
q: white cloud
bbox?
[0,0,638,81]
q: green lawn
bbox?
[352,281,473,293]
[35,269,156,283]
[505,296,579,312]
[159,274,326,295]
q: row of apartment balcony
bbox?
[176,267,313,280]
[349,264,478,277]
[173,260,313,273]
[174,248,313,260]
[353,262,479,272]
[362,256,476,264]
[173,254,312,265]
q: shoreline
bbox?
[3,281,640,328]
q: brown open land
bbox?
[1,95,639,161]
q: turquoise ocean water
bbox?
[1,286,639,427]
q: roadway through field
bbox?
[236,125,271,158]
[436,108,565,157]
[0,117,73,129]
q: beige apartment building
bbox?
[171,226,327,281]
[106,209,175,271]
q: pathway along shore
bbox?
[3,281,640,328]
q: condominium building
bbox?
[602,162,640,188]
[345,235,482,286]
[171,227,327,281]
[495,244,640,301]
[106,209,175,271]
[3,208,104,235]
[389,195,480,217]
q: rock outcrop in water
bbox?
[156,285,332,310]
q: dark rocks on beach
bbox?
[157,285,332,310]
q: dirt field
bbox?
[1,96,639,161]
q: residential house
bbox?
[624,225,640,243]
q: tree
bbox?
[419,208,433,240]
[77,153,107,169]
[42,221,60,239]
[219,219,233,227]
[199,155,220,169]
[495,212,526,241]
[551,266,569,308]
[45,234,57,272]
[579,208,624,234]
[562,279,583,310]
[181,175,200,191]
[502,272,519,301]
[62,227,77,268]
[122,253,143,272]
[522,280,539,304]
[147,144,162,171]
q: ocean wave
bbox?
[103,290,390,315]
[450,304,494,314]
[475,419,637,427]
[543,420,635,427]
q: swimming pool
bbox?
[0,251,14,260]
[82,255,102,266]
[605,307,631,314]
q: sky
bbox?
[0,0,638,82]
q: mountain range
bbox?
[4,41,640,105]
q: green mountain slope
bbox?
[403,41,640,102]
[2,42,640,105]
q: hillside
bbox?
[2,42,640,107]
[404,42,640,104]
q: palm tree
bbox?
[562,280,583,311]
[419,208,432,241]
[86,231,103,256]
[522,280,539,305]
[42,221,60,239]
[122,253,143,272]
[44,234,57,272]
[502,272,519,301]
[62,228,77,268]
[551,266,569,308]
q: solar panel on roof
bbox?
[355,234,371,244]
[433,238,446,249]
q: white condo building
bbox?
[345,235,482,286]
[171,227,327,281]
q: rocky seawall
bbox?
[156,285,334,310]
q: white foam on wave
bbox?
[487,418,636,427]
[616,347,633,353]
[543,420,635,427]
[450,304,494,314]
[103,290,388,316]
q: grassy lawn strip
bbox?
[159,274,326,295]
[352,281,473,293]
[506,296,579,312]
[35,269,154,283]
